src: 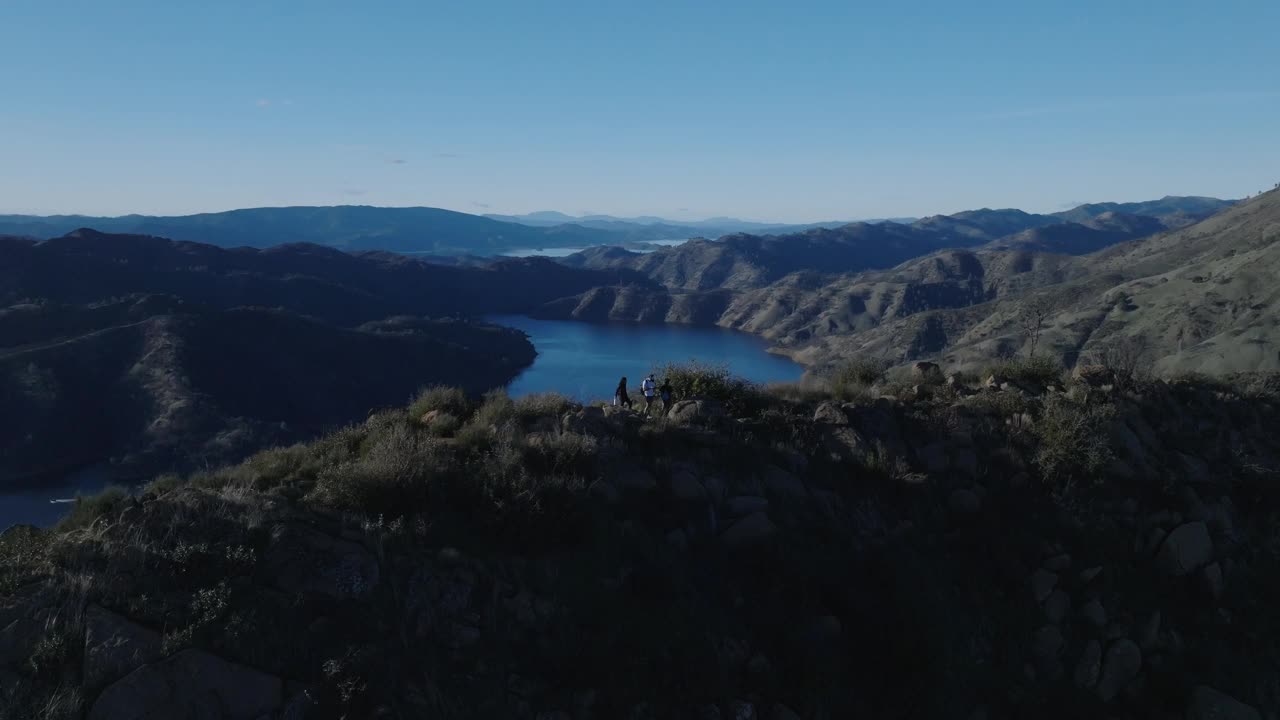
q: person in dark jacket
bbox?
[615,376,632,408]
[659,378,673,415]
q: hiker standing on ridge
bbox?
[641,373,658,416]
[659,377,673,415]
[615,376,632,409]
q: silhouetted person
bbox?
[615,376,632,408]
[659,378,673,415]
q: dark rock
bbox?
[725,496,769,517]
[721,513,776,549]
[948,488,982,515]
[1156,522,1213,576]
[1096,639,1142,702]
[1187,686,1261,720]
[1074,639,1102,689]
[1030,569,1058,604]
[1043,553,1072,572]
[812,401,849,425]
[916,443,950,473]
[89,649,282,720]
[1202,562,1225,601]
[668,399,726,425]
[261,525,379,600]
[913,361,945,385]
[669,471,706,502]
[612,467,658,494]
[1044,590,1071,625]
[1081,599,1107,628]
[83,605,163,692]
[761,465,807,500]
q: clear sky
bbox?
[2,0,1277,222]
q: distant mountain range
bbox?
[0,196,1232,259]
[484,211,918,238]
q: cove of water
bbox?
[488,315,802,402]
[500,238,691,258]
[1,465,121,531]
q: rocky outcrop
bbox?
[88,650,282,720]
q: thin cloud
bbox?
[434,152,462,159]
[387,158,407,165]
[471,201,491,209]
[343,189,368,196]
[255,99,272,107]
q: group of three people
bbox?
[614,373,673,416]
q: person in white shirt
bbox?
[641,374,658,416]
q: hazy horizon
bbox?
[3,1,1277,222]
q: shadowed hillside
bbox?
[2,364,1277,718]
[0,231,650,488]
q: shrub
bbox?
[55,485,130,532]
[142,473,183,497]
[513,392,575,423]
[831,357,886,400]
[523,429,599,477]
[658,361,754,412]
[0,524,47,594]
[308,424,453,516]
[1033,395,1115,485]
[408,385,471,420]
[425,412,463,437]
[471,389,516,429]
[985,356,1062,387]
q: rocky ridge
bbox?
[2,367,1278,718]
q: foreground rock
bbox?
[89,650,282,720]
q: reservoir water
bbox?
[1,465,119,531]
[489,315,802,401]
[2,315,798,529]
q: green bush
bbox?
[425,412,463,437]
[471,389,516,429]
[513,392,575,423]
[657,361,755,412]
[985,356,1062,387]
[409,385,471,420]
[1033,395,1115,485]
[0,524,48,594]
[142,473,183,497]
[308,423,452,517]
[831,357,886,400]
[55,485,131,532]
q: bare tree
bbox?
[1017,296,1053,359]
[1096,336,1150,388]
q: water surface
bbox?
[1,465,120,530]
[489,315,801,401]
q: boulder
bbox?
[725,496,769,517]
[769,704,802,720]
[261,526,379,600]
[916,443,950,474]
[1043,590,1071,625]
[1073,639,1102,689]
[912,361,945,385]
[669,471,706,503]
[761,465,807,500]
[720,513,776,549]
[812,401,849,425]
[1186,686,1261,720]
[562,407,611,436]
[89,649,282,720]
[668,399,726,425]
[1202,562,1225,601]
[1030,569,1058,604]
[948,488,982,515]
[612,467,658,494]
[1156,522,1213,577]
[823,426,872,463]
[83,605,163,692]
[1073,364,1117,388]
[1080,599,1108,628]
[1096,639,1142,702]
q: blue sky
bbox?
[2,0,1277,222]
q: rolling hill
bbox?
[0,230,647,487]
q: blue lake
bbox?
[1,466,120,531]
[489,315,802,401]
